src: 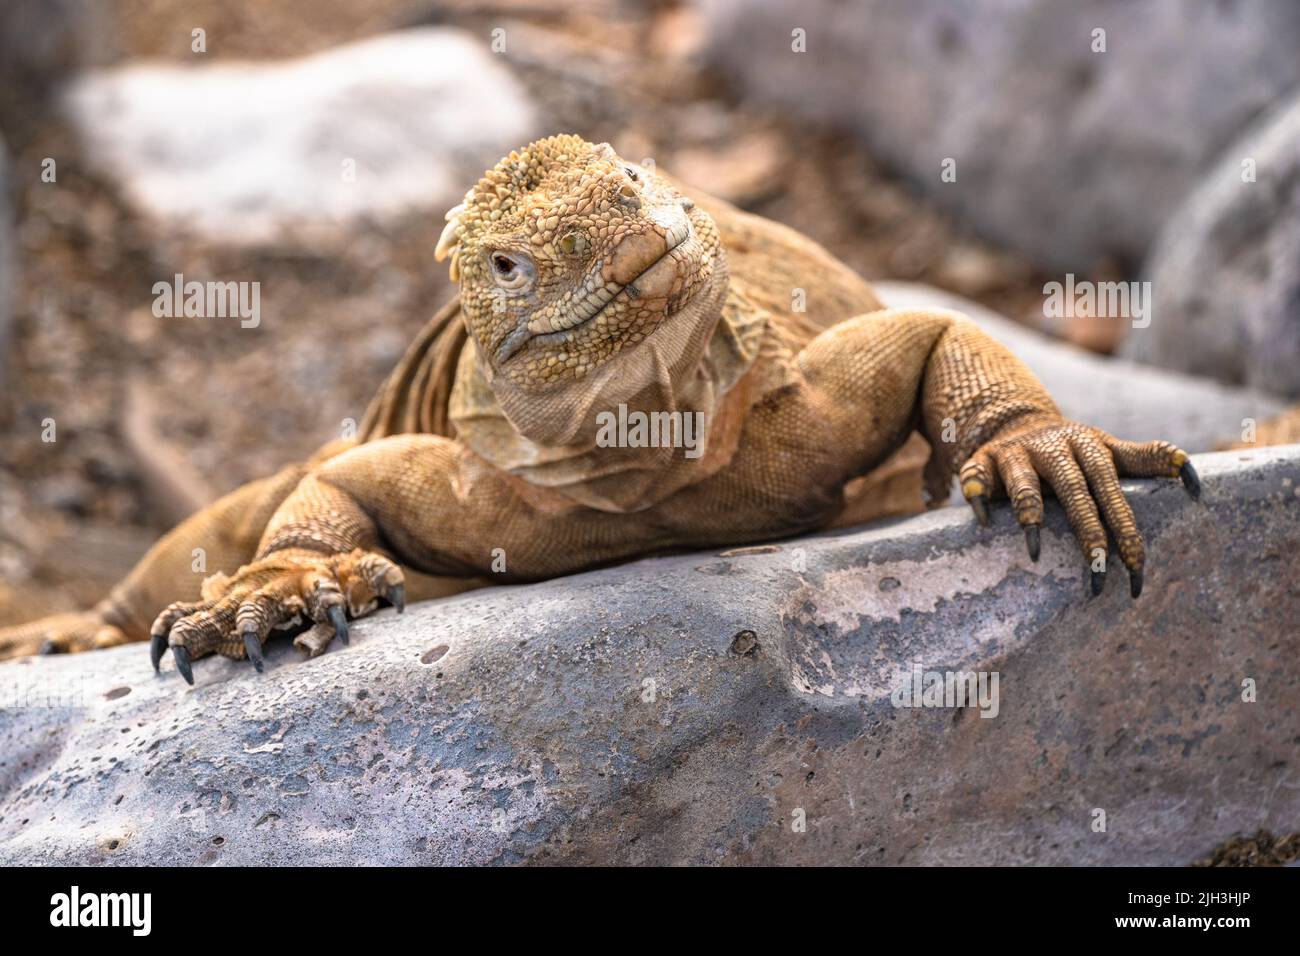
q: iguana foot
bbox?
[958,418,1198,598]
[150,547,405,684]
[0,612,130,660]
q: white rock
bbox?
[62,29,538,243]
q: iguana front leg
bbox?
[148,453,408,683]
[149,435,659,682]
[0,461,313,660]
[799,308,1200,597]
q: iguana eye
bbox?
[488,251,533,291]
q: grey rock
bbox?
[61,29,538,244]
[1124,94,1300,397]
[701,0,1300,271]
[1,446,1297,865]
[876,281,1288,452]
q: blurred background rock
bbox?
[0,0,1296,624]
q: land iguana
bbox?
[0,134,1200,681]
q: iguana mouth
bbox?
[496,218,694,364]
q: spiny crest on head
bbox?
[435,134,609,281]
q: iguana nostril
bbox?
[558,232,588,257]
[606,229,669,285]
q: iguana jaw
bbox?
[496,215,695,364]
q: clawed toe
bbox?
[1023,525,1041,562]
[150,632,167,672]
[384,583,405,613]
[1090,568,1106,597]
[148,548,406,681]
[172,645,194,685]
[327,605,349,646]
[242,626,265,673]
[959,425,1200,605]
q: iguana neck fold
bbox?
[449,261,773,513]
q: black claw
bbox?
[387,584,406,614]
[1090,569,1106,597]
[970,495,990,527]
[38,639,58,655]
[1129,568,1144,599]
[327,605,350,645]
[242,627,264,673]
[150,632,167,673]
[1180,461,1201,501]
[1024,525,1041,562]
[172,645,194,685]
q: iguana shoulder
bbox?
[672,174,884,346]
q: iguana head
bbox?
[436,134,725,392]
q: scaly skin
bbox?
[0,135,1199,678]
